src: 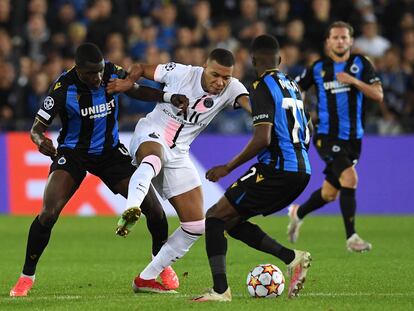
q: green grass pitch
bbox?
[1,215,413,310]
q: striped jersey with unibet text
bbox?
[143,62,249,152]
[251,69,311,174]
[296,54,381,140]
[35,62,125,155]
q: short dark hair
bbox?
[326,21,354,39]
[208,48,235,67]
[250,34,280,55]
[75,42,103,66]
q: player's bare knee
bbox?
[38,208,59,227]
[339,172,358,188]
[206,204,219,219]
[321,189,338,202]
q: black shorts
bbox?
[49,143,135,194]
[224,163,310,218]
[314,134,362,189]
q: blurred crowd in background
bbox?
[0,0,414,135]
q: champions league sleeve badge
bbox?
[43,96,55,110]
[164,62,176,71]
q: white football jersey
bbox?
[144,62,249,152]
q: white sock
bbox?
[126,162,156,209]
[140,227,201,280]
[21,273,35,280]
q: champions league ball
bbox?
[246,264,285,298]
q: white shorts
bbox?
[129,118,201,200]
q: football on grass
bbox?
[246,264,285,298]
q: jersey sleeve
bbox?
[153,62,190,85]
[105,61,127,80]
[251,80,275,126]
[35,81,66,126]
[227,79,249,109]
[360,56,381,84]
[295,65,315,91]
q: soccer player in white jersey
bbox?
[107,49,251,293]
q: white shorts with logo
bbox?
[129,118,201,200]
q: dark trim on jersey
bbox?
[233,93,249,109]
[75,89,95,152]
[188,111,197,123]
[323,60,339,137]
[312,55,370,140]
[273,75,307,173]
[260,72,311,174]
[191,95,207,109]
[169,123,185,149]
[102,72,120,153]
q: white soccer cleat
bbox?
[287,250,312,298]
[287,204,303,243]
[192,287,232,302]
[346,233,372,252]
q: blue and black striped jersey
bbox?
[251,69,311,174]
[296,54,381,140]
[36,62,126,155]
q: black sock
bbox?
[228,221,295,265]
[297,188,327,219]
[23,216,53,276]
[340,187,356,239]
[146,210,168,256]
[205,217,228,294]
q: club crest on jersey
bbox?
[332,145,341,152]
[57,156,66,165]
[149,132,160,139]
[350,64,359,74]
[164,62,176,71]
[203,98,214,108]
[43,96,54,110]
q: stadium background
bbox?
[0,0,413,215]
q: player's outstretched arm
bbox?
[124,84,189,115]
[30,118,57,158]
[237,95,252,114]
[206,124,272,182]
[107,63,159,94]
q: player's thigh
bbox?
[42,170,79,215]
[339,165,358,188]
[321,179,340,201]
[168,186,204,221]
[136,141,164,163]
[95,144,135,195]
[206,195,240,222]
[45,150,85,210]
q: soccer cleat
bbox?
[287,250,312,298]
[10,276,34,297]
[116,207,141,237]
[160,266,179,290]
[192,287,232,302]
[346,233,372,252]
[132,276,177,294]
[287,204,303,243]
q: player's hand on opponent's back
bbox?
[171,94,189,119]
[37,137,57,158]
[206,165,231,182]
